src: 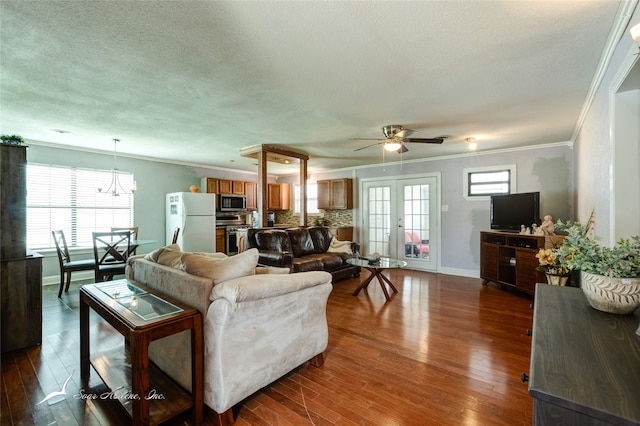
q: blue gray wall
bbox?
[303,144,573,277]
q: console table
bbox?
[528,284,640,425]
[80,280,203,425]
[480,231,564,295]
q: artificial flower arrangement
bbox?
[554,211,640,278]
[535,246,572,276]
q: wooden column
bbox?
[299,159,307,226]
[240,144,310,228]
[258,150,268,228]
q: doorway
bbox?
[361,175,439,271]
[612,55,640,241]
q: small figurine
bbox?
[533,223,544,236]
[520,224,527,234]
[540,215,555,236]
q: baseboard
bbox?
[42,270,95,287]
[437,267,480,279]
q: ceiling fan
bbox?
[352,125,446,153]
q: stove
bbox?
[216,213,243,226]
[216,213,250,254]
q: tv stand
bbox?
[480,231,564,295]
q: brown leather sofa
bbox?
[246,226,360,282]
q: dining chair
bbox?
[171,227,180,245]
[111,226,139,255]
[52,230,96,297]
[92,231,131,282]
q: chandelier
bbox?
[97,138,137,196]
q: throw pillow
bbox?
[181,248,259,284]
[144,244,183,269]
[327,237,353,254]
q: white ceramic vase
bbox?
[580,271,640,315]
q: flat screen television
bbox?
[490,192,540,232]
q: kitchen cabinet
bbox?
[245,181,258,210]
[218,179,245,195]
[216,228,225,253]
[201,177,219,194]
[232,180,245,195]
[218,179,232,194]
[329,227,354,241]
[317,178,352,210]
[268,183,290,211]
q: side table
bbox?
[80,279,203,425]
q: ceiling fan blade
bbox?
[395,128,416,138]
[354,142,382,152]
[405,137,444,144]
[349,137,384,141]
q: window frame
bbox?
[26,163,135,249]
[463,164,517,201]
[294,183,319,214]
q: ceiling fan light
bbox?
[631,22,640,45]
[466,137,477,151]
[384,141,402,152]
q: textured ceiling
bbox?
[0,1,626,174]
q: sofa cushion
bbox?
[288,228,316,257]
[255,230,292,252]
[210,270,332,303]
[181,248,259,284]
[144,244,183,269]
[327,237,353,254]
[309,227,333,253]
[315,252,346,270]
[292,257,324,273]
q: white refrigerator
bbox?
[166,192,216,252]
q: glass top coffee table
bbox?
[347,257,407,302]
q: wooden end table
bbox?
[80,279,203,426]
[347,257,407,302]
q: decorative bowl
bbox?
[580,271,640,315]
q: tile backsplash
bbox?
[274,209,353,227]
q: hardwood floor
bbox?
[1,270,535,425]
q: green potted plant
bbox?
[555,212,640,314]
[313,216,328,227]
[1,134,24,145]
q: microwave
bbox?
[218,194,246,211]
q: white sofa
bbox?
[125,246,332,425]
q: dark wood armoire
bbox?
[1,143,43,352]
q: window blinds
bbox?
[26,164,134,249]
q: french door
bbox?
[362,176,438,271]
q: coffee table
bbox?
[80,279,203,425]
[347,257,407,302]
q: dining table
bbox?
[126,239,157,257]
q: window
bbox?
[26,164,134,249]
[463,165,516,200]
[294,183,319,214]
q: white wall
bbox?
[574,4,640,244]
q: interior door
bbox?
[362,176,438,271]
